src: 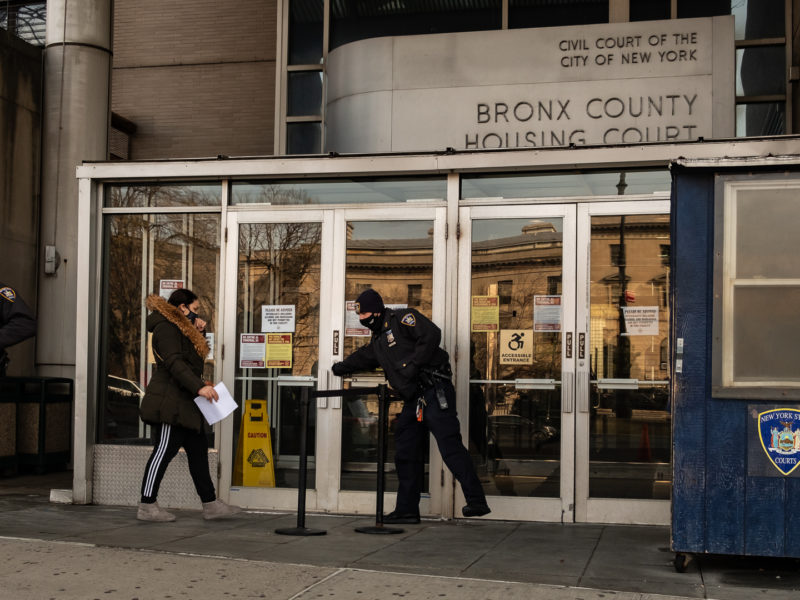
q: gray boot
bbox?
[202,499,242,520]
[137,502,176,522]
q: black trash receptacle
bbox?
[13,377,73,473]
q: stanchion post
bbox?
[275,386,326,536]
[356,384,403,534]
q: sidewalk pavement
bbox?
[0,492,798,600]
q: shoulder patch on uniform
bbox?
[401,313,416,327]
[0,287,16,302]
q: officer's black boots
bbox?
[383,510,421,524]
[462,503,491,518]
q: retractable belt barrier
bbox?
[276,385,384,536]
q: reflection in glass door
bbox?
[576,202,671,524]
[459,205,576,522]
[230,219,322,491]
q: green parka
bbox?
[139,295,210,432]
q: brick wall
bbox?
[112,0,277,159]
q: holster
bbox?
[419,365,451,410]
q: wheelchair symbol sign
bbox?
[499,330,533,365]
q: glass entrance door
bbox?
[330,206,448,515]
[576,201,671,524]
[458,204,577,522]
[221,207,447,514]
[221,210,330,510]
[459,200,671,524]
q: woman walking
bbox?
[137,288,240,522]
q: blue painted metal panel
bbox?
[705,398,746,555]
[670,169,712,552]
[784,478,800,556]
[745,476,786,557]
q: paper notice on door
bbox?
[471,296,499,332]
[261,304,295,332]
[158,279,184,300]
[266,333,293,368]
[345,301,408,336]
[534,295,562,332]
[621,306,659,336]
[194,382,238,425]
[240,333,266,368]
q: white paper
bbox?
[621,306,659,336]
[193,382,238,425]
[533,295,562,332]
[261,304,296,332]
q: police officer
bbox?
[332,288,490,524]
[0,282,37,377]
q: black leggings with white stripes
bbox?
[140,423,216,504]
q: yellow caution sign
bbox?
[235,400,276,487]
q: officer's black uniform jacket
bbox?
[0,283,37,357]
[340,307,450,401]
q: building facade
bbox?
[1,1,798,525]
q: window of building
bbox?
[285,0,324,154]
[630,0,670,21]
[407,284,422,307]
[286,122,322,155]
[659,244,670,265]
[677,0,788,136]
[287,71,323,117]
[610,244,622,267]
[461,170,671,200]
[509,0,609,29]
[330,0,501,51]
[105,183,222,208]
[713,176,800,399]
[0,1,46,46]
[498,280,513,305]
[231,177,446,205]
[547,275,562,295]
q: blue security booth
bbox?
[670,156,800,569]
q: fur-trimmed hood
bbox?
[145,294,209,358]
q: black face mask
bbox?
[359,313,382,333]
[186,309,198,324]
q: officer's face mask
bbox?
[359,313,382,333]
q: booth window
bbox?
[713,176,800,399]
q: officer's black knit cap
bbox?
[355,288,384,314]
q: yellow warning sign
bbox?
[234,400,276,487]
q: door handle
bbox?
[515,378,556,390]
[562,372,574,414]
[578,371,589,413]
[318,372,330,409]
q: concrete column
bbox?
[39,0,111,378]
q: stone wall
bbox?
[0,31,42,376]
